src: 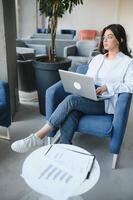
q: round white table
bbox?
[21,144,100,200]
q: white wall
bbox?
[0,0,7,80]
[18,0,36,38]
[117,0,133,52]
[58,0,120,32]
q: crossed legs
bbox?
[11,95,105,153]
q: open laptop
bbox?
[59,70,110,101]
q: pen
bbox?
[86,156,95,179]
[62,147,95,157]
[44,145,53,156]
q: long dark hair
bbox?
[99,24,132,57]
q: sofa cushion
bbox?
[78,30,97,40]
[27,44,48,56]
[24,39,76,57]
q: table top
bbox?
[22,144,100,198]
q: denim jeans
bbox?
[48,94,105,144]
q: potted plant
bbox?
[38,0,83,61]
[33,0,84,115]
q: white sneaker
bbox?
[11,134,44,153]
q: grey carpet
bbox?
[0,100,133,200]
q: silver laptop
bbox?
[59,70,110,101]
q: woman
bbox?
[11,24,133,153]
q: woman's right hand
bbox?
[96,85,107,95]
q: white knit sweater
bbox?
[86,52,133,114]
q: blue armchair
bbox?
[0,80,11,140]
[45,64,132,169]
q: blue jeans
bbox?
[48,95,105,144]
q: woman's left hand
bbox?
[96,85,107,95]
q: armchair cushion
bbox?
[77,114,113,137]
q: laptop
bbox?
[59,70,111,101]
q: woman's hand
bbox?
[96,85,107,95]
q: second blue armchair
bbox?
[0,80,11,140]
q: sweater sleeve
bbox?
[106,60,133,95]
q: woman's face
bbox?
[103,29,119,52]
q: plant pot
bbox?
[32,56,71,115]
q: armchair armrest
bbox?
[110,93,132,154]
[45,81,69,137]
[64,45,77,57]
